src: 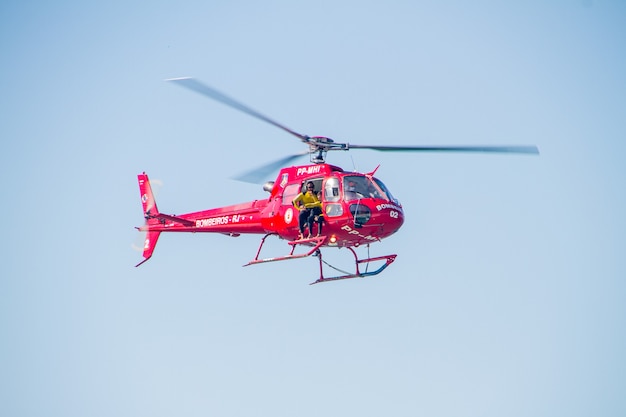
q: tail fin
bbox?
[135,172,160,267]
[138,172,159,217]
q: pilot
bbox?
[344,180,359,200]
[292,181,324,238]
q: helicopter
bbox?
[135,77,539,284]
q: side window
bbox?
[324,177,340,203]
[282,184,301,205]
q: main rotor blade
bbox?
[166,77,309,142]
[347,144,540,154]
[232,152,308,184]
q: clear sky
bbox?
[1,1,625,416]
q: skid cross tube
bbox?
[244,234,327,266]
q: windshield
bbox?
[372,177,396,203]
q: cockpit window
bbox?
[343,175,386,201]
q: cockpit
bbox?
[312,174,400,223]
[279,171,400,223]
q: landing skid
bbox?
[310,248,397,285]
[244,233,397,284]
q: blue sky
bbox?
[1,1,625,416]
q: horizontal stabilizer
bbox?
[154,213,195,227]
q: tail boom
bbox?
[135,172,270,266]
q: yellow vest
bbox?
[292,191,322,210]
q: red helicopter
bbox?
[135,78,539,284]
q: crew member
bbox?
[292,181,324,238]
